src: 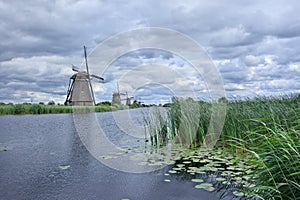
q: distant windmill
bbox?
[65,46,104,106]
[125,92,134,106]
[112,83,133,105]
[112,82,122,105]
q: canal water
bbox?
[0,109,239,200]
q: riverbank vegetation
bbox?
[0,101,150,115]
[147,94,299,199]
[0,102,114,115]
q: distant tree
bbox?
[96,101,111,106]
[218,97,228,103]
[48,100,55,105]
[39,102,45,105]
[163,103,174,107]
[186,97,195,102]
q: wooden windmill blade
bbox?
[83,46,104,105]
[72,64,79,72]
[83,46,96,106]
[90,74,104,80]
[64,75,74,105]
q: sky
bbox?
[0,0,299,104]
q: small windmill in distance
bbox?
[112,82,122,105]
[65,46,104,106]
[112,83,134,106]
[125,92,134,106]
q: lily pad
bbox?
[59,165,70,170]
[177,164,185,168]
[113,152,125,156]
[172,167,182,171]
[204,187,215,192]
[233,191,244,197]
[164,179,171,182]
[191,179,203,183]
[100,155,118,159]
[209,167,219,172]
[195,183,215,192]
[0,146,8,151]
[168,170,177,174]
[227,166,236,170]
[194,183,213,189]
[216,177,226,182]
[222,181,230,185]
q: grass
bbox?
[0,103,127,115]
[146,94,300,200]
[0,104,72,115]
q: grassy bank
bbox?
[0,103,123,115]
[147,95,300,199]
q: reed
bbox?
[143,107,168,146]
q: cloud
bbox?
[0,0,299,103]
[0,55,76,103]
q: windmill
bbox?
[125,92,134,106]
[112,83,133,105]
[112,82,122,105]
[65,46,104,106]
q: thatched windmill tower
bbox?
[65,46,104,106]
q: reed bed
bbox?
[239,128,300,200]
[146,94,300,199]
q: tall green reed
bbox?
[144,107,168,146]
